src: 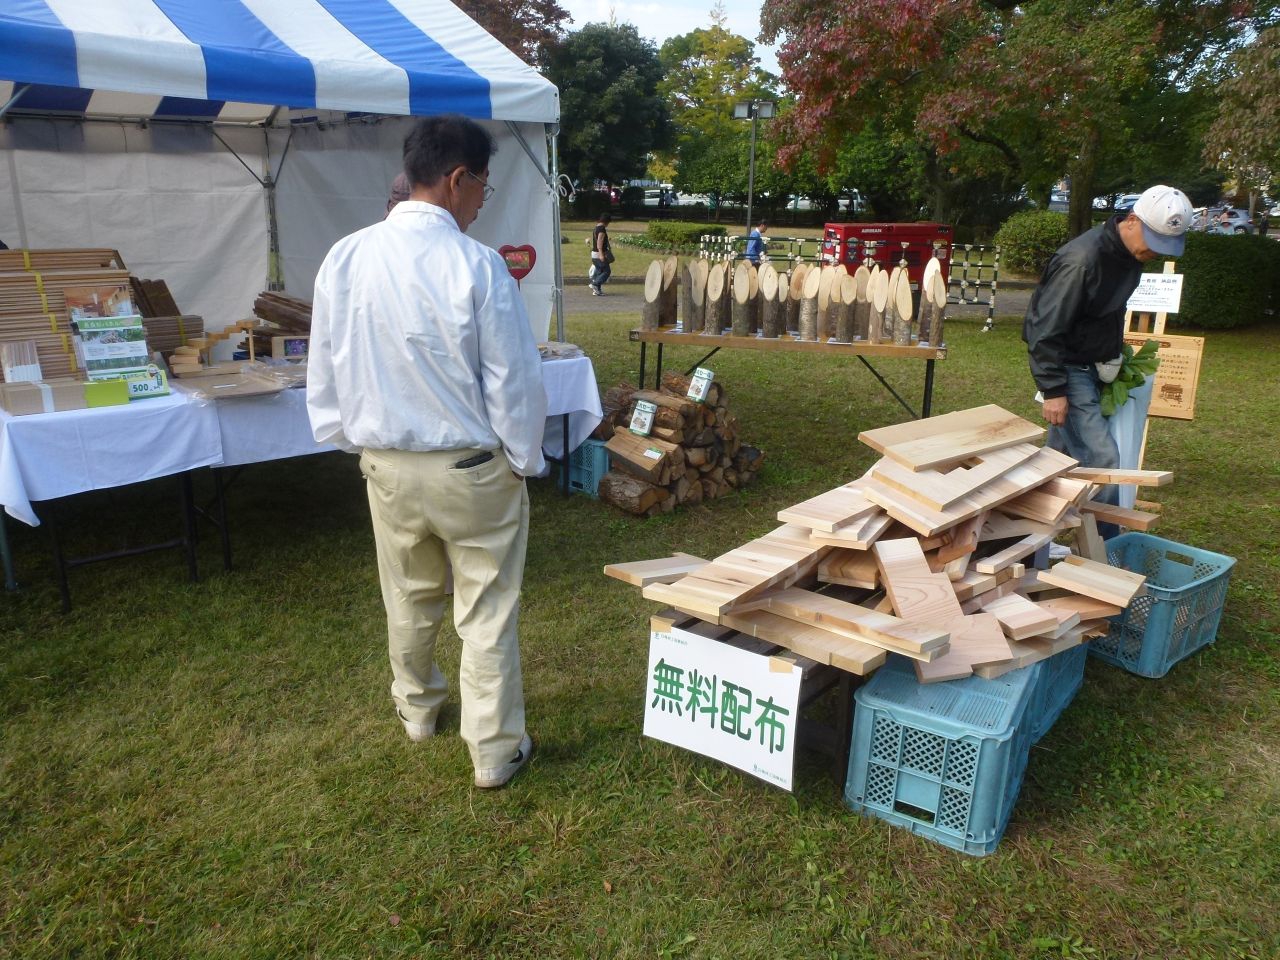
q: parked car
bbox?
[1193,206,1254,234]
[1113,193,1142,214]
[1048,190,1070,211]
[643,188,679,208]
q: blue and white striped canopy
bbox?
[0,0,558,124]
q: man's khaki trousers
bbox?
[360,447,529,770]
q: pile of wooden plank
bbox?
[246,291,311,356]
[606,404,1170,683]
[640,255,949,346]
[593,372,765,516]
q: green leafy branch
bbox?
[1100,339,1160,417]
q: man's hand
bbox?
[1042,396,1068,427]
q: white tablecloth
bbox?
[0,356,603,526]
[0,392,223,527]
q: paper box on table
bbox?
[0,378,89,416]
[84,379,131,408]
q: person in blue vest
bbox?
[745,219,768,265]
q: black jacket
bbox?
[1022,217,1142,399]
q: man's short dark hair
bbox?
[403,115,495,189]
[598,213,612,225]
[757,219,768,228]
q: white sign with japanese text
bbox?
[644,625,803,790]
[1126,273,1184,313]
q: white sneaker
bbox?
[474,733,534,789]
[397,708,435,742]
[590,285,601,296]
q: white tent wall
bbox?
[273,116,557,343]
[0,119,268,330]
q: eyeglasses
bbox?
[466,170,495,201]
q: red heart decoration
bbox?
[498,244,537,281]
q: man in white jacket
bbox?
[307,115,546,789]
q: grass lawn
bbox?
[2,313,1277,958]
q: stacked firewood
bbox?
[593,372,765,516]
[641,255,950,346]
[246,291,312,356]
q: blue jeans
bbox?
[590,258,611,288]
[1047,364,1120,535]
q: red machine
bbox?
[822,222,952,285]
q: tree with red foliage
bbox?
[456,0,569,65]
[761,0,1274,235]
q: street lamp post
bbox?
[733,99,776,239]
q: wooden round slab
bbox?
[817,264,835,312]
[662,256,678,286]
[871,268,888,313]
[644,260,664,303]
[839,272,857,305]
[706,261,725,302]
[748,263,759,298]
[932,270,947,308]
[759,262,778,300]
[789,262,809,300]
[691,258,708,301]
[921,255,941,294]
[802,261,822,300]
[894,271,913,324]
[853,264,870,301]
[732,261,751,304]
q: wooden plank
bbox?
[1029,601,1081,639]
[1036,595,1124,621]
[1074,513,1109,563]
[862,445,1077,538]
[721,608,886,676]
[642,524,828,617]
[974,533,1052,574]
[758,586,950,660]
[859,404,1045,472]
[936,511,985,565]
[915,613,1014,684]
[808,510,893,549]
[981,593,1060,641]
[777,480,879,532]
[869,443,1039,510]
[604,552,706,587]
[1066,467,1173,487]
[817,550,880,589]
[951,565,1020,603]
[1079,499,1161,532]
[1039,555,1147,607]
[980,512,1059,542]
[873,537,964,624]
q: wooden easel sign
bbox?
[1122,332,1204,420]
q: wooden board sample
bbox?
[974,533,1052,574]
[1079,499,1160,532]
[757,586,950,660]
[722,608,886,675]
[1038,555,1146,607]
[1123,331,1203,420]
[777,480,878,532]
[1035,594,1124,621]
[915,613,1015,684]
[858,404,1045,472]
[862,445,1077,538]
[873,537,964,624]
[1065,467,1173,487]
[869,443,1039,511]
[808,510,893,549]
[981,592,1060,641]
[641,524,828,618]
[980,512,1059,542]
[604,552,707,587]
[817,550,880,589]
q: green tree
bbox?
[1204,26,1280,209]
[656,17,778,218]
[544,23,671,187]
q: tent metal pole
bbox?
[505,120,565,343]
[0,84,30,120]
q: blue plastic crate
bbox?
[1028,644,1088,743]
[844,655,1038,856]
[559,438,610,497]
[1090,533,1236,679]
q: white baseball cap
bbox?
[1132,185,1194,256]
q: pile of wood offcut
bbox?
[592,372,765,516]
[606,404,1170,683]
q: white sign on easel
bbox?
[644,625,802,790]
[1126,273,1184,313]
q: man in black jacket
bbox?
[1023,185,1192,513]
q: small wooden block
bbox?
[981,592,1060,641]
[817,550,880,589]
